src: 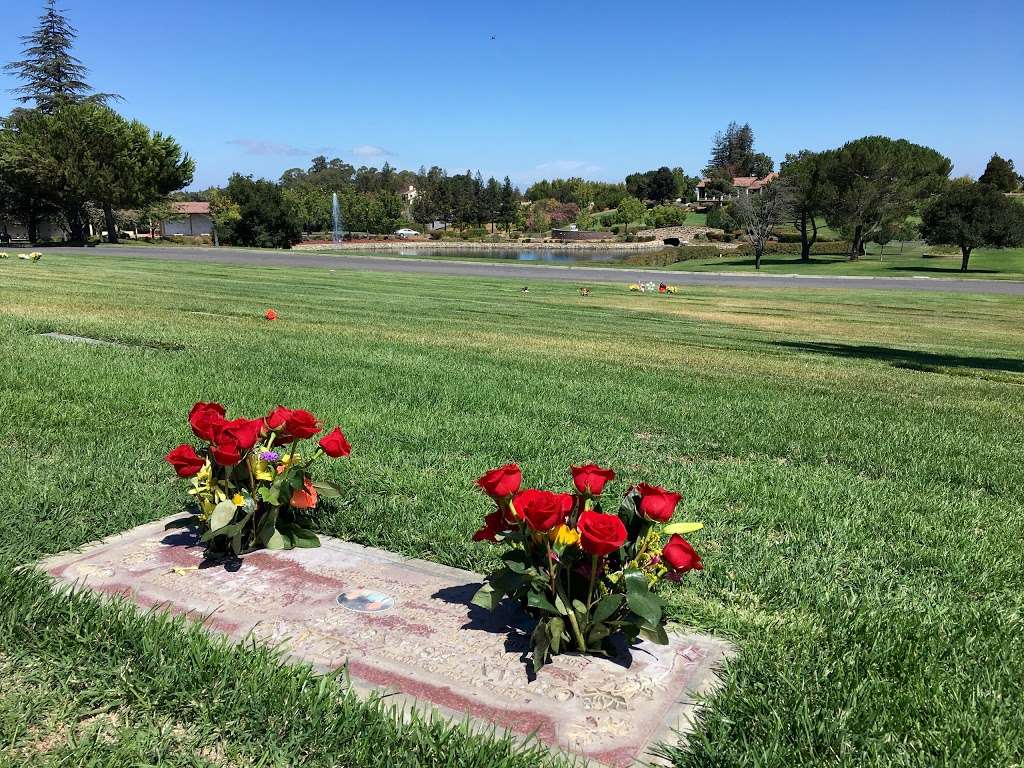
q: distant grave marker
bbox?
[40,518,733,767]
[39,332,124,347]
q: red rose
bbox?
[319,427,351,458]
[284,409,321,439]
[512,489,573,533]
[662,534,703,572]
[219,417,264,452]
[165,444,205,477]
[577,510,627,556]
[571,463,616,495]
[472,510,510,542]
[476,464,522,499]
[266,405,293,431]
[636,483,682,523]
[189,402,227,442]
[289,476,318,509]
[211,436,242,466]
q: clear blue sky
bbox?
[1,0,1021,190]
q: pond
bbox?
[387,247,639,263]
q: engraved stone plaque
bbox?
[39,517,733,767]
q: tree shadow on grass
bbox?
[775,341,1024,374]
[887,265,1000,275]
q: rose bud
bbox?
[512,489,573,533]
[319,427,352,458]
[284,409,321,439]
[662,534,703,573]
[476,464,522,499]
[472,510,510,542]
[636,483,682,523]
[571,463,616,496]
[165,444,205,477]
[576,510,627,557]
[188,402,227,443]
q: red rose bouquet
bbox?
[165,402,351,555]
[472,463,704,670]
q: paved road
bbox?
[37,245,1024,295]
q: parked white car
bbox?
[394,228,421,238]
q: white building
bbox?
[161,202,213,237]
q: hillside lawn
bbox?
[1,253,1022,767]
[666,243,1024,280]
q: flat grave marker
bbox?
[40,517,733,767]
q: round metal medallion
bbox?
[336,588,395,613]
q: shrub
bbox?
[645,205,689,229]
[705,205,736,232]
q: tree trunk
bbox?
[103,203,118,244]
[755,245,763,270]
[961,246,971,272]
[66,207,85,243]
[799,211,810,261]
[27,215,38,244]
[849,225,863,261]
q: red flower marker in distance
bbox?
[265,309,277,320]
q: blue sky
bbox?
[1,0,1021,190]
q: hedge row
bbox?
[624,240,854,267]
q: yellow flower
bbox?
[550,524,580,547]
[279,452,302,468]
[231,493,244,506]
[249,456,274,482]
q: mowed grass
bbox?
[1,252,1023,767]
[666,243,1024,279]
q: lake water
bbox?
[389,247,639,263]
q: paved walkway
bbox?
[38,245,1024,295]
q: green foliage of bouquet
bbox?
[165,402,351,555]
[471,463,704,671]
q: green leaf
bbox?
[663,522,703,535]
[591,593,623,624]
[200,521,242,543]
[264,528,292,550]
[258,486,280,506]
[531,620,551,672]
[618,489,639,523]
[489,567,526,595]
[501,549,532,574]
[639,624,670,645]
[528,590,559,615]
[256,509,279,546]
[571,599,588,616]
[471,584,501,611]
[547,616,565,654]
[278,520,320,548]
[588,622,611,643]
[163,516,194,531]
[623,570,663,627]
[312,480,343,498]
[209,500,236,532]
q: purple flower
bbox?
[260,450,281,462]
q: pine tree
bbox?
[978,154,1021,193]
[5,0,117,112]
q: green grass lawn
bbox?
[1,253,1022,766]
[666,243,1024,279]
